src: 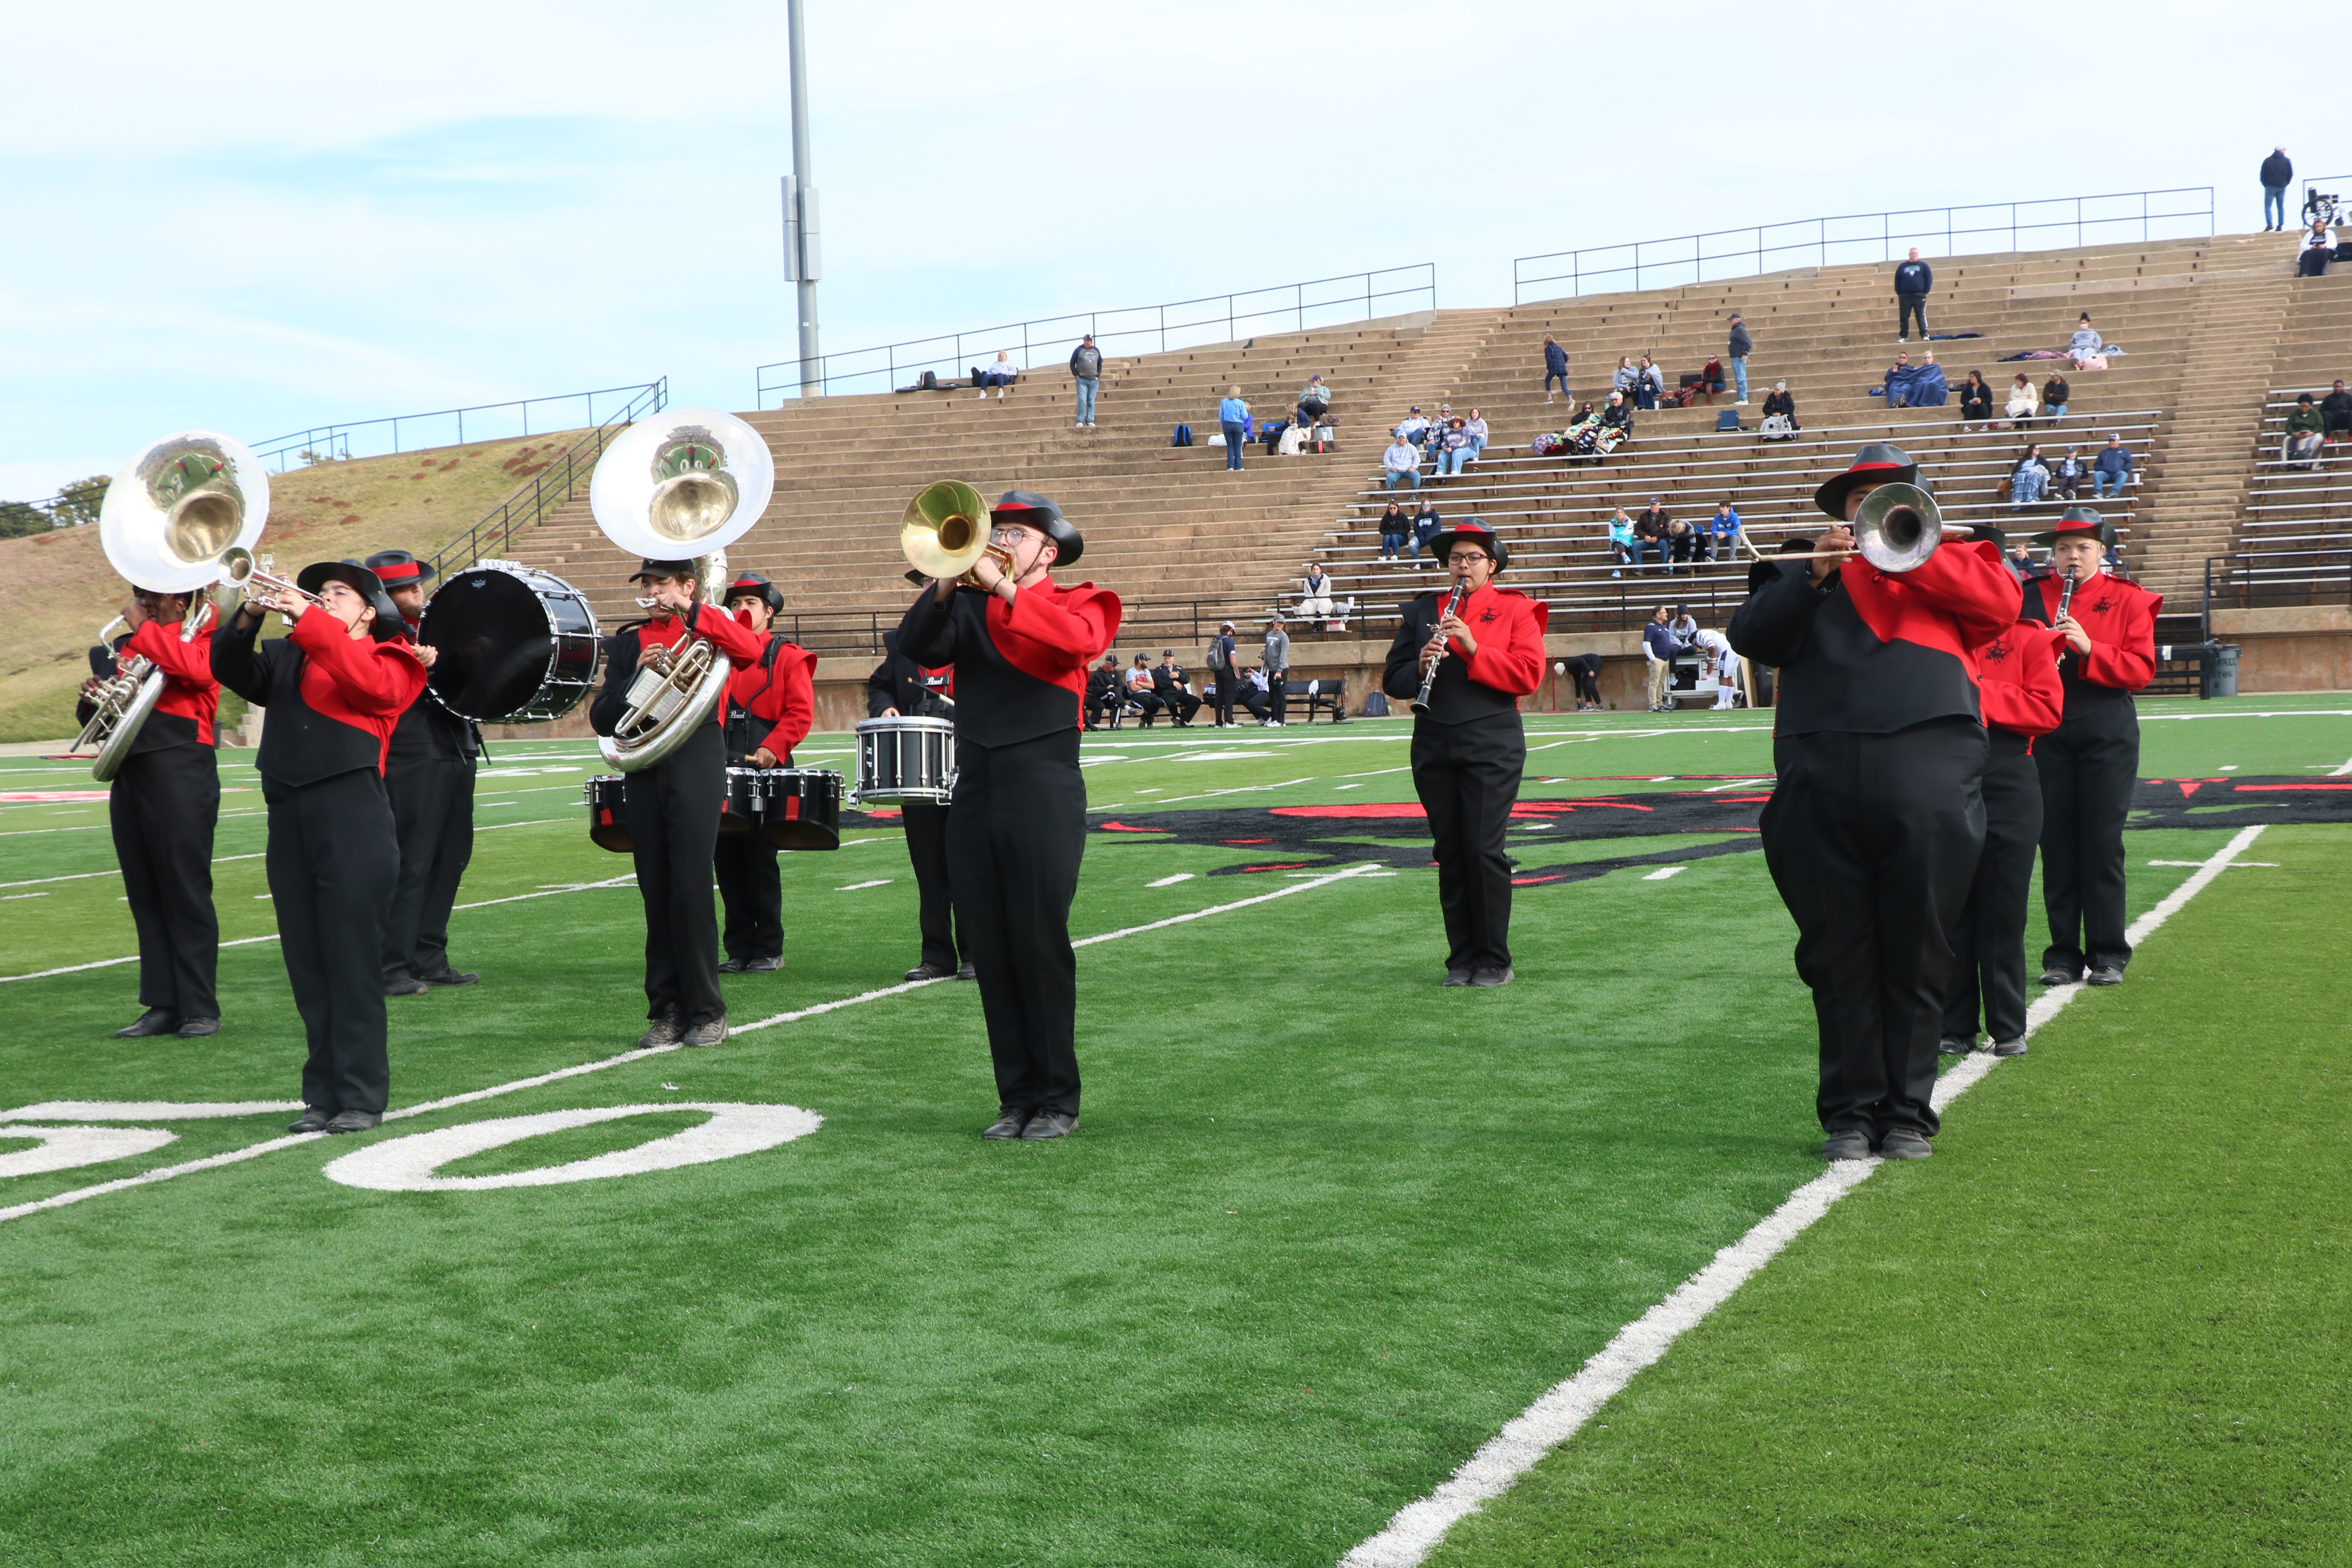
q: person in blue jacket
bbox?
[1894,248,1934,342]
[1218,386,1250,471]
[1543,336,1570,402]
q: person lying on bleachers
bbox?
[2283,394,2326,468]
[2320,380,2352,443]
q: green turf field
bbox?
[2,697,2347,1566]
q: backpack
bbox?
[917,370,940,390]
[1205,639,1227,673]
[1363,691,1390,717]
[1172,423,1194,446]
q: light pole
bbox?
[780,0,820,399]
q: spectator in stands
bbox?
[2008,538,2043,578]
[2298,220,2335,277]
[2322,381,2352,443]
[2005,372,2040,429]
[2043,370,2072,423]
[1377,500,1410,560]
[978,349,1019,399]
[1666,517,1699,570]
[1561,652,1603,711]
[2010,443,2051,508]
[1560,401,1600,447]
[1297,375,1330,425]
[2053,446,2088,501]
[1069,335,1102,428]
[1711,500,1744,560]
[1761,379,1799,435]
[1613,356,1638,403]
[1086,656,1122,730]
[2262,147,2293,231]
[1544,336,1570,402]
[1592,392,1635,457]
[1218,387,1250,471]
[1884,348,1910,401]
[1382,431,1422,491]
[2283,394,2326,469]
[1412,500,1443,564]
[1642,606,1677,713]
[1465,408,1489,460]
[1725,312,1753,405]
[1123,655,1164,723]
[1607,508,1637,577]
[1261,619,1290,726]
[1959,370,1993,429]
[1297,563,1336,621]
[2093,433,2135,500]
[1894,248,1933,341]
[1434,418,1475,480]
[1633,497,1670,572]
[1153,652,1202,726]
[2067,314,2103,363]
[1635,355,1665,410]
[1398,406,1431,447]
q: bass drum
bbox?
[422,561,603,723]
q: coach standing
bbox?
[1729,444,2015,1161]
[896,490,1120,1140]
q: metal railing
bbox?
[754,265,1436,404]
[0,480,107,535]
[1513,187,2216,303]
[426,379,667,580]
[2203,549,2352,636]
[252,383,665,472]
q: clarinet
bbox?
[2055,564,2080,622]
[1410,577,1475,716]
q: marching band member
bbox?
[81,588,223,1038]
[895,490,1120,1140]
[714,570,816,975]
[211,561,426,1134]
[1729,444,2016,1162]
[364,550,483,996]
[2023,509,2160,987]
[1380,519,1547,987]
[589,558,769,1049]
[866,630,968,982]
[1942,528,2068,1058]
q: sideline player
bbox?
[714,570,815,975]
[895,490,1120,1140]
[866,630,967,981]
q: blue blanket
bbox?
[1884,363,1948,408]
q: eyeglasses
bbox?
[1446,552,1490,564]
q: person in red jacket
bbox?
[1942,527,2069,1059]
[2024,509,2161,986]
[896,490,1121,1140]
[1381,519,1548,986]
[712,570,816,975]
[1729,444,2018,1161]
[590,558,772,1049]
[212,561,429,1134]
[80,585,224,1039]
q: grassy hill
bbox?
[0,430,586,743]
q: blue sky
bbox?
[0,0,2307,499]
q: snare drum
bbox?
[719,766,765,836]
[422,561,603,724]
[584,774,631,853]
[855,716,956,805]
[759,769,844,851]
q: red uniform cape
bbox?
[1450,583,1549,698]
[1971,619,2067,741]
[725,638,818,760]
[1838,540,2019,661]
[122,609,222,746]
[987,578,1123,702]
[2030,572,2162,691]
[288,606,428,772]
[637,602,773,724]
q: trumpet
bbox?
[1756,483,1960,574]
[900,479,1014,587]
[1410,575,1475,716]
[220,546,331,624]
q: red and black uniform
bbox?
[2022,572,2160,977]
[1730,541,2016,1142]
[590,603,768,1031]
[381,599,483,988]
[212,606,425,1118]
[713,621,817,967]
[1944,615,2067,1046]
[896,576,1120,1120]
[1380,581,1548,975]
[866,633,962,975]
[82,611,223,1025]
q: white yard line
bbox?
[2331,753,2352,778]
[1339,824,2270,1568]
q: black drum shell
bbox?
[585,774,631,853]
[759,769,842,851]
[423,565,601,724]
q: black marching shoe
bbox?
[955,962,977,980]
[742,956,782,973]
[385,977,430,997]
[419,968,479,987]
[1469,965,1515,987]
[2086,967,2124,987]
[1938,1035,1974,1057]
[681,1013,729,1048]
[325,1111,383,1134]
[1021,1110,1078,1141]
[2036,967,2080,987]
[982,1108,1033,1140]
[176,1017,220,1038]
[287,1108,333,1134]
[717,958,750,974]
[114,1008,179,1038]
[1443,969,1473,987]
[1821,1128,1873,1162]
[1878,1127,1933,1160]
[905,962,957,981]
[637,1011,687,1049]
[1992,1037,2029,1057]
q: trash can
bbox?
[2212,643,2239,698]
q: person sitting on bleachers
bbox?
[1298,376,1331,425]
[2093,433,2135,499]
[2283,394,2326,469]
[1412,500,1443,564]
[2009,443,2052,508]
[1123,655,1165,724]
[1152,652,1202,726]
[1607,508,1637,577]
[1433,418,1475,480]
[1464,408,1489,460]
[2298,220,2334,276]
[1397,406,1432,448]
[1560,400,1599,447]
[1633,497,1671,572]
[2043,370,2072,423]
[2053,446,2087,501]
[1085,656,1123,730]
[1959,370,1993,430]
[2323,380,2352,443]
[977,349,1019,399]
[1760,381,1799,439]
[1612,356,1638,403]
[2005,373,2040,429]
[1382,431,1422,492]
[1710,499,1744,561]
[1579,392,1634,459]
[1377,500,1410,561]
[2067,313,2103,363]
[1297,562,1336,621]
[1667,518,1700,570]
[1635,355,1666,410]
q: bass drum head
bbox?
[423,566,601,723]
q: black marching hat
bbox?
[990,489,1083,566]
[1813,442,1919,518]
[2033,506,2117,548]
[722,568,784,614]
[301,560,408,642]
[628,557,701,581]
[1427,517,1509,571]
[362,549,434,589]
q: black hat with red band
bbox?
[723,568,784,614]
[2033,506,2118,548]
[1813,442,1919,518]
[299,560,408,642]
[991,489,1084,566]
[1426,517,1509,571]
[362,549,435,588]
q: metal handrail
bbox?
[1513,188,2216,304]
[427,379,667,580]
[754,265,1436,404]
[252,383,666,472]
[1,479,108,534]
[2203,548,2352,640]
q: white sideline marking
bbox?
[1639,867,1685,881]
[1339,824,2269,1568]
[0,853,267,890]
[0,892,48,900]
[1148,873,1196,887]
[0,1101,303,1122]
[835,879,893,891]
[0,1124,180,1178]
[2331,753,2352,777]
[320,1103,822,1192]
[0,933,281,985]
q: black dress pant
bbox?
[623,720,726,1027]
[902,798,961,971]
[1214,678,1239,726]
[1760,719,1988,1139]
[111,743,220,1019]
[264,768,399,1116]
[382,754,475,982]
[2036,694,2140,976]
[949,728,1085,1116]
[1411,711,1525,973]
[1943,730,2043,1045]
[712,832,783,962]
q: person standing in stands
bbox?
[2261,147,2293,231]
[1894,248,1934,342]
[1262,616,1291,727]
[1068,334,1102,430]
[366,551,482,999]
[1382,520,1547,987]
[1726,312,1753,405]
[81,585,223,1039]
[212,560,428,1134]
[895,490,1120,1140]
[1543,336,1569,403]
[1208,620,1241,725]
[2022,509,2160,988]
[867,630,967,981]
[1942,530,2067,1059]
[713,570,815,975]
[1218,387,1250,472]
[1729,443,2016,1162]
